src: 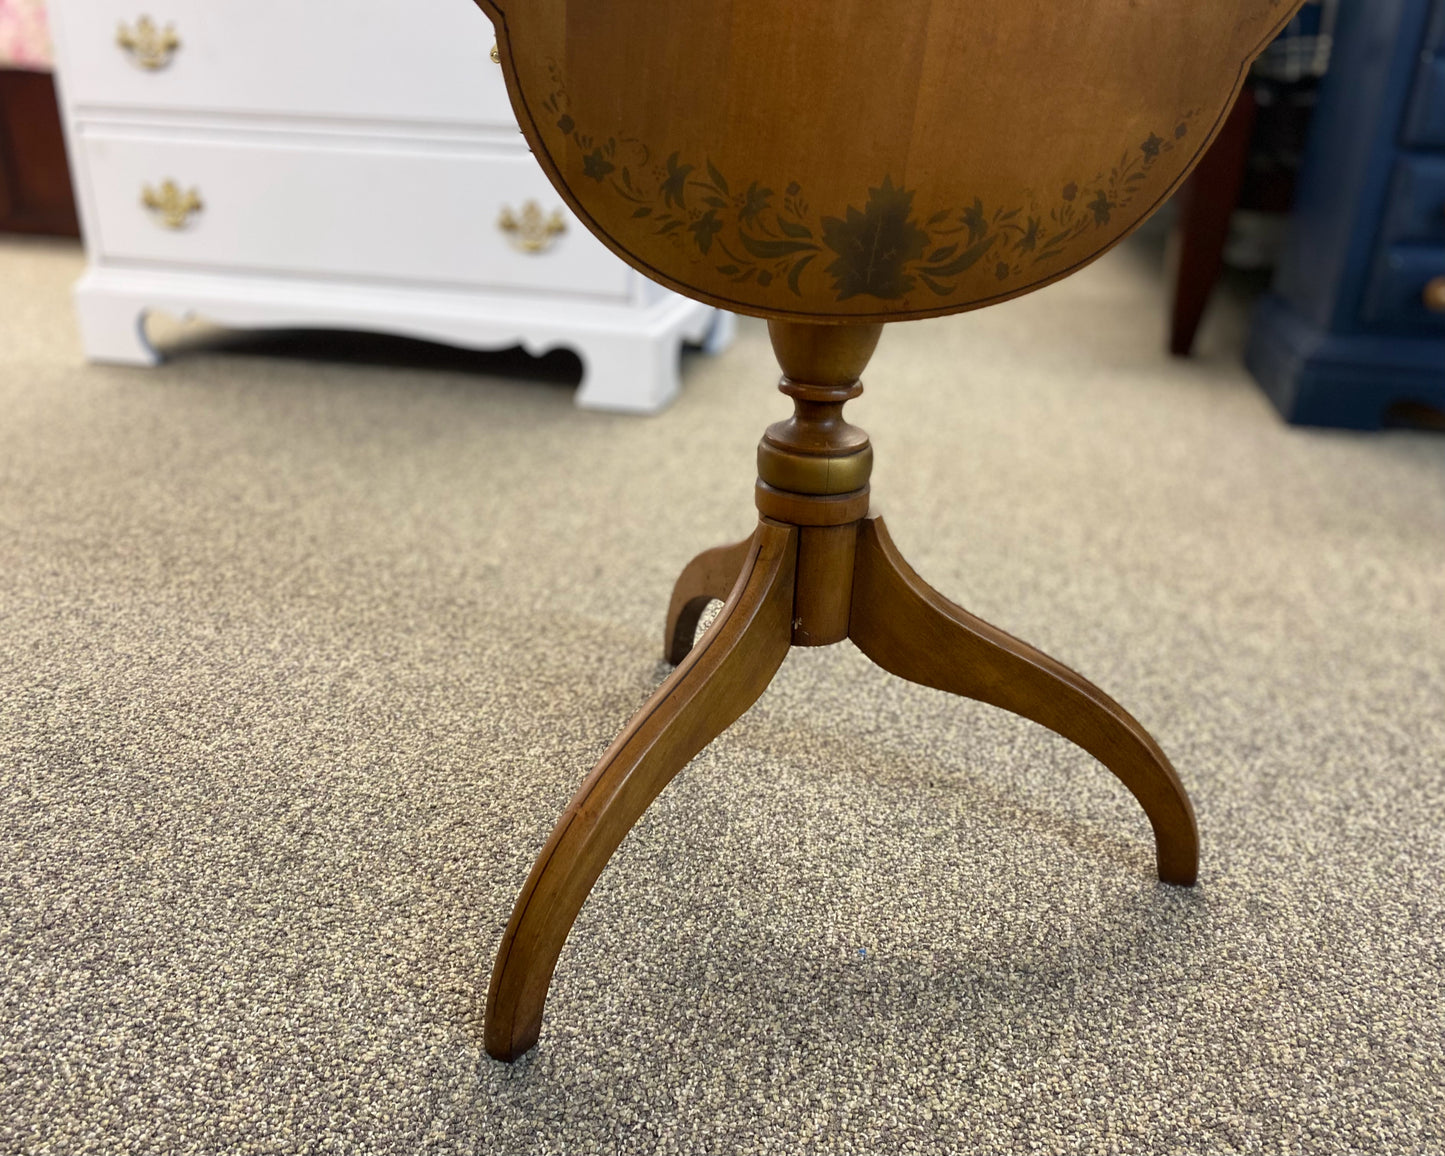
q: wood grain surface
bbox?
[849,516,1199,884]
[663,532,753,664]
[473,0,1303,321]
[485,521,797,1062]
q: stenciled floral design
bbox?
[539,62,1194,304]
[821,178,922,299]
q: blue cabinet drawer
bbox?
[1383,155,1445,244]
[1405,2,1445,146]
[1363,245,1445,331]
[1407,55,1445,147]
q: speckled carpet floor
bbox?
[1,231,1442,1155]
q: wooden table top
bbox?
[475,0,1303,322]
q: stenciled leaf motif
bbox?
[738,233,819,260]
[921,233,997,279]
[821,177,929,300]
[1088,190,1114,225]
[542,72,1190,304]
[739,182,773,224]
[689,209,723,254]
[961,198,989,244]
[787,254,816,296]
[661,152,693,211]
[582,148,615,181]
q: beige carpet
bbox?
[1,231,1442,1154]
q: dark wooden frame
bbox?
[0,67,80,238]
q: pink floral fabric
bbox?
[0,0,53,69]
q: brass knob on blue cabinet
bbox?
[117,15,180,70]
[1424,276,1445,314]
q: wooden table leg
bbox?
[1169,84,1259,357]
[663,532,756,664]
[849,515,1198,885]
[485,318,1203,1061]
[485,520,798,1061]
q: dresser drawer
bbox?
[1362,245,1445,333]
[1404,1,1445,148]
[53,0,512,127]
[79,131,633,299]
[1381,155,1445,246]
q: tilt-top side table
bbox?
[469,0,1306,1061]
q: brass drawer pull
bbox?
[490,40,501,64]
[498,201,566,254]
[141,180,203,229]
[1424,276,1445,314]
[116,16,180,71]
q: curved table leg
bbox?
[663,532,756,664]
[848,516,1198,885]
[486,519,798,1061]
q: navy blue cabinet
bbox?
[1247,0,1445,428]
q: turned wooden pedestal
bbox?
[461,0,1303,1063]
[483,321,1199,1062]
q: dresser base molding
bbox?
[72,266,731,413]
[1246,293,1445,430]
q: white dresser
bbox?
[46,0,732,413]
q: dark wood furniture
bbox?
[1169,8,1329,356]
[0,68,79,237]
[472,0,1305,1061]
[1170,87,1264,357]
